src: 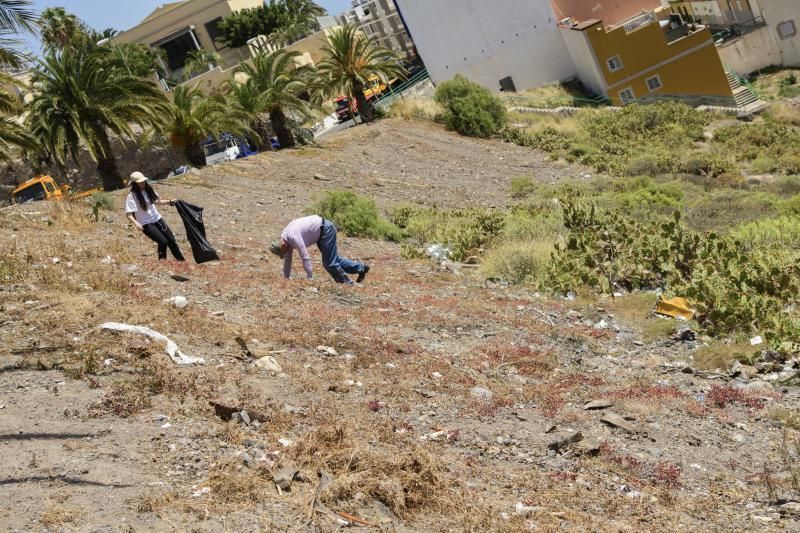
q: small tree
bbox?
[434,75,507,138]
[317,24,406,123]
[182,49,221,80]
[38,7,92,52]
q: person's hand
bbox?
[135,222,143,232]
[169,199,177,206]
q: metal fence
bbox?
[374,68,431,108]
[503,94,611,110]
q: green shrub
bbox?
[729,215,800,250]
[482,239,554,284]
[312,190,401,241]
[686,189,780,231]
[401,206,505,260]
[751,156,779,174]
[434,75,507,137]
[714,121,800,162]
[679,152,735,177]
[510,176,537,198]
[780,195,800,215]
[779,156,800,175]
[774,176,800,196]
[501,126,572,152]
[625,154,669,177]
[503,208,563,241]
[90,192,115,222]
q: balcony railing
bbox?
[617,11,657,34]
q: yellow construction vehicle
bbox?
[11,175,100,205]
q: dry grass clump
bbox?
[40,504,84,528]
[287,422,457,518]
[388,97,442,121]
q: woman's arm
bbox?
[127,212,143,231]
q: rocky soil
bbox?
[1,119,799,531]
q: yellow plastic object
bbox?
[654,295,695,320]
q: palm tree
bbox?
[226,79,272,151]
[317,25,406,123]
[164,85,253,167]
[182,49,221,80]
[38,7,91,51]
[235,49,314,149]
[0,0,37,70]
[27,48,171,191]
[0,1,39,161]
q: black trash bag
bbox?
[174,200,219,264]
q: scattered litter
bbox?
[750,336,763,346]
[51,257,60,264]
[100,255,114,265]
[316,345,338,356]
[337,511,378,527]
[515,501,541,517]
[100,323,204,365]
[432,371,443,379]
[654,295,695,320]
[103,358,115,366]
[254,356,282,373]
[166,296,188,309]
[426,243,451,264]
[191,487,211,497]
[160,422,172,429]
[593,319,608,330]
[675,327,696,342]
[278,438,293,448]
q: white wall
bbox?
[755,0,800,67]
[394,0,577,92]
[559,27,606,96]
[717,24,782,74]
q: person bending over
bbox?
[270,215,369,285]
[125,172,184,261]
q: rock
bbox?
[240,410,251,425]
[675,327,696,342]
[583,399,614,410]
[548,431,582,453]
[470,386,493,401]
[242,452,253,465]
[575,436,601,454]
[254,356,282,373]
[593,319,608,330]
[600,413,642,434]
[739,380,774,396]
[171,274,190,282]
[167,295,188,309]
[273,463,299,491]
[414,389,437,398]
[316,345,338,356]
[313,173,331,181]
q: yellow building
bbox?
[557,5,735,106]
[115,0,264,86]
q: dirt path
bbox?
[0,119,797,531]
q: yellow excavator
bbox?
[11,175,100,205]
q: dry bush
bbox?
[388,97,442,121]
[40,504,84,528]
[287,422,458,518]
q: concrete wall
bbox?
[559,27,607,96]
[550,0,662,26]
[756,0,800,67]
[394,0,576,92]
[717,24,782,74]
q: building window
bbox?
[619,87,635,104]
[607,55,623,72]
[646,75,663,92]
[778,20,797,40]
[205,17,226,50]
[158,31,200,71]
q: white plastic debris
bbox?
[103,358,115,366]
[515,501,539,517]
[166,295,188,309]
[99,322,205,365]
[192,487,211,498]
[100,255,114,265]
[51,257,60,264]
[750,336,763,346]
[432,371,443,379]
[160,422,172,429]
[278,438,293,448]
[426,243,451,264]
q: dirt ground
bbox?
[1,119,799,531]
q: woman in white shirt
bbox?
[125,172,185,261]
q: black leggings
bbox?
[142,219,185,261]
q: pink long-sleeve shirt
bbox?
[281,215,323,279]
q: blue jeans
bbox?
[317,219,365,284]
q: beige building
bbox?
[337,0,416,60]
[115,0,264,85]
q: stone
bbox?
[316,345,338,356]
[240,410,251,426]
[600,413,642,434]
[167,295,188,309]
[254,356,282,373]
[515,501,542,517]
[273,463,299,491]
[470,386,493,401]
[574,436,601,454]
[739,380,774,396]
[583,400,614,411]
[548,431,583,453]
[171,274,190,282]
[242,452,253,465]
